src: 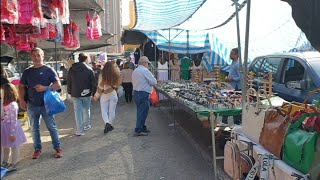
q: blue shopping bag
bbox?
[1,167,8,178]
[44,89,66,116]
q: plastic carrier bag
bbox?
[44,89,66,116]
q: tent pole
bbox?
[234,0,246,111]
[187,30,189,56]
[55,42,58,71]
[243,0,251,108]
[14,42,21,77]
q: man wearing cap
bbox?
[132,56,157,136]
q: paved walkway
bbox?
[5,98,218,180]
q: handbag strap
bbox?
[245,154,275,180]
[302,89,320,104]
[246,88,257,110]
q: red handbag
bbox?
[303,115,320,132]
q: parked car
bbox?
[248,51,320,103]
[4,67,20,85]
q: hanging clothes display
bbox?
[180,56,191,80]
[86,12,102,40]
[1,0,18,24]
[55,0,69,24]
[169,56,181,81]
[1,24,5,42]
[157,59,169,100]
[143,40,159,62]
[18,0,44,27]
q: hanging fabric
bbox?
[86,12,102,40]
[18,0,44,27]
[56,0,69,24]
[62,21,80,49]
[1,24,5,42]
[1,0,18,24]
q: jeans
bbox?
[27,103,61,150]
[72,97,91,132]
[100,92,118,125]
[134,91,150,133]
[222,115,242,125]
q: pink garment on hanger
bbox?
[1,0,18,24]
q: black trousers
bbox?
[122,82,133,102]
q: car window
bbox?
[250,58,264,75]
[260,57,281,83]
[4,68,14,78]
[283,59,305,89]
[305,73,316,91]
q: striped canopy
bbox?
[133,0,206,31]
[141,29,211,54]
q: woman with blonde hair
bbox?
[93,61,121,133]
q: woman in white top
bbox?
[121,62,133,103]
[93,61,121,133]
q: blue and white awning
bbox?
[133,0,206,31]
[141,29,211,54]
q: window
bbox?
[4,68,14,78]
[305,74,316,91]
[259,57,281,83]
[250,58,264,75]
[283,59,305,89]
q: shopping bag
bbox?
[149,87,159,107]
[303,115,320,132]
[44,89,66,116]
[259,104,292,158]
[117,85,124,97]
[283,112,319,174]
[242,88,272,143]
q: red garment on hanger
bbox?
[1,0,18,24]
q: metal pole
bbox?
[14,42,21,77]
[243,0,251,106]
[234,0,246,114]
[211,113,217,179]
[187,30,189,56]
[55,42,58,71]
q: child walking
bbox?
[1,83,27,172]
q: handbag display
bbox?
[224,141,241,180]
[259,104,292,158]
[283,112,319,174]
[242,88,272,143]
[282,89,320,117]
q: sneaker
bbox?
[32,150,42,159]
[143,129,151,133]
[109,126,114,131]
[104,123,111,134]
[75,131,85,136]
[55,148,63,158]
[84,125,92,131]
[133,132,149,136]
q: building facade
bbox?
[96,0,123,54]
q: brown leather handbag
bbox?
[259,104,292,158]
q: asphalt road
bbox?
[4,97,225,180]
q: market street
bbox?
[3,98,229,180]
